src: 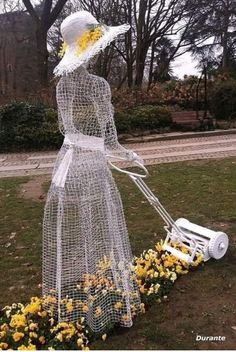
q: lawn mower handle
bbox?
[107,155,149,178]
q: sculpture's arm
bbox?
[96,78,143,163]
[56,76,75,135]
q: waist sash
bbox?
[52,133,105,188]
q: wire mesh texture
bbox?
[43,66,142,333]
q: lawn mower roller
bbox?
[108,156,229,264]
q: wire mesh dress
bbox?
[43,66,141,333]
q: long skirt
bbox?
[42,145,141,333]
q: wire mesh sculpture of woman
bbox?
[43,11,143,333]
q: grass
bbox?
[0,158,236,349]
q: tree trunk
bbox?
[125,0,133,87]
[127,58,133,87]
[134,0,148,87]
[135,45,148,86]
[148,41,155,88]
[36,25,49,88]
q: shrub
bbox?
[115,105,172,134]
[0,102,62,152]
[209,79,236,120]
[112,76,206,111]
[0,102,172,152]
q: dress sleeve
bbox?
[95,78,143,162]
[56,76,75,135]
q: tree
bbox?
[36,0,205,88]
[76,0,199,87]
[22,0,69,87]
[150,38,176,84]
[186,0,236,73]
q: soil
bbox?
[20,175,50,201]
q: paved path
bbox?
[0,133,236,178]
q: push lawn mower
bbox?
[109,156,229,264]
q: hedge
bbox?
[0,102,173,152]
[115,105,172,134]
[0,102,63,152]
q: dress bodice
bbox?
[56,66,135,162]
[56,67,112,139]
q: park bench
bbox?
[171,110,214,130]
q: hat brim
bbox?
[54,24,130,76]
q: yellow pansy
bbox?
[17,345,27,350]
[27,344,36,350]
[43,295,57,305]
[140,303,145,314]
[77,338,83,347]
[37,311,47,318]
[56,332,63,342]
[82,305,89,313]
[155,240,164,252]
[29,332,38,339]
[121,314,129,322]
[17,345,36,351]
[9,314,26,328]
[114,302,122,311]
[23,297,41,315]
[0,324,9,332]
[29,323,38,331]
[0,331,6,338]
[66,299,73,313]
[0,343,8,350]
[139,285,146,294]
[95,306,102,317]
[39,336,46,345]
[97,256,111,271]
[13,332,24,342]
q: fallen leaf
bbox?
[22,263,33,267]
[102,334,107,341]
[9,233,16,239]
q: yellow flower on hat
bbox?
[76,25,103,56]
[59,24,104,59]
[59,42,68,58]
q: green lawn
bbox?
[0,158,236,349]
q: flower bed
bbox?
[0,241,203,350]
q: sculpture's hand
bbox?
[125,150,144,165]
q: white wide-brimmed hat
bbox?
[54,11,130,76]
